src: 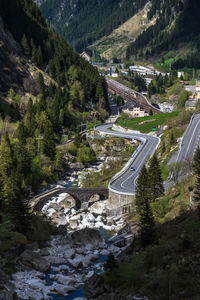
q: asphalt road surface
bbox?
[177,113,200,163]
[95,113,200,195]
[95,123,160,195]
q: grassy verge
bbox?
[117,111,179,133]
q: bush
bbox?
[151,197,170,220]
[0,229,27,251]
[76,146,96,165]
[104,253,118,271]
[68,144,78,156]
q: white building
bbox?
[122,100,148,118]
[112,73,118,78]
[80,51,91,62]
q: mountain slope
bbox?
[0,0,108,123]
[126,0,200,69]
[39,0,148,52]
[0,0,109,242]
[90,2,156,60]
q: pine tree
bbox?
[21,34,30,57]
[139,199,155,247]
[169,131,175,146]
[4,173,31,233]
[0,135,31,233]
[135,165,150,212]
[16,121,27,144]
[37,46,43,68]
[31,40,38,65]
[38,72,45,96]
[148,154,164,202]
[161,140,166,154]
[43,119,56,160]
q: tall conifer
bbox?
[148,154,164,202]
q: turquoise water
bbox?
[46,228,113,300]
[51,289,83,300]
[46,254,107,299]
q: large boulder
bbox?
[17,250,50,272]
[71,228,104,249]
[54,274,76,286]
[83,274,106,298]
[51,283,75,295]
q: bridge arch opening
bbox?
[63,192,82,209]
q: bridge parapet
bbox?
[32,187,109,211]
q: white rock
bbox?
[69,219,78,230]
[100,249,110,256]
[51,283,75,295]
[26,278,46,290]
[71,208,77,215]
[95,215,102,222]
[74,273,84,283]
[87,253,99,261]
[108,244,120,253]
[75,247,85,254]
[70,214,81,221]
[86,270,94,279]
[64,249,75,259]
[46,208,56,216]
[54,274,76,286]
[19,289,44,300]
[68,258,82,268]
[57,193,68,204]
[45,255,66,264]
[51,265,69,272]
[86,213,95,222]
[94,221,104,228]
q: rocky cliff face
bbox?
[0,17,34,99]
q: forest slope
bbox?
[91,2,155,60]
[38,0,148,53]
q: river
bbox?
[12,168,132,300]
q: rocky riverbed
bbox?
[41,192,125,232]
[9,187,136,300]
[7,140,138,300]
[10,226,133,300]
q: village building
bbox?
[178,71,184,78]
[80,51,91,62]
[111,73,118,78]
[122,100,148,118]
[196,78,200,92]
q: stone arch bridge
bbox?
[32,187,109,211]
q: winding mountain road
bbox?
[95,98,200,195]
[95,123,160,195]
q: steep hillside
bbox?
[0,0,109,203]
[91,2,155,60]
[39,0,148,52]
[0,0,108,123]
[126,0,200,69]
